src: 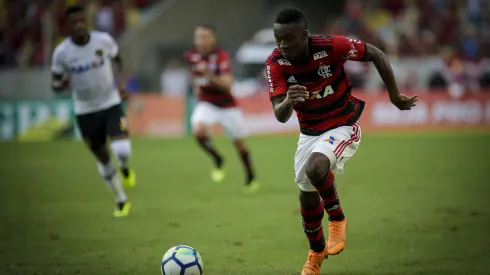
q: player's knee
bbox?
[299,190,321,207]
[232,139,247,152]
[92,145,111,163]
[193,125,207,139]
[305,152,331,185]
[110,138,131,158]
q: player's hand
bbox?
[390,93,418,110]
[119,86,129,101]
[286,85,309,104]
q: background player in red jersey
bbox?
[266,8,418,275]
[184,25,258,193]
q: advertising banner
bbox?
[0,99,76,141]
[126,94,186,137]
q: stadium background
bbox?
[1,0,490,274]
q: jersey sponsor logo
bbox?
[313,51,328,60]
[266,65,274,93]
[277,59,291,66]
[95,49,104,57]
[287,76,297,83]
[190,53,201,62]
[309,85,334,100]
[317,65,332,78]
[69,58,105,74]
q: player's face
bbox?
[194,27,216,55]
[273,22,308,62]
[68,12,88,37]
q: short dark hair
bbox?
[275,7,308,29]
[65,5,84,16]
[196,24,217,33]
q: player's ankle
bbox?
[215,156,224,168]
[328,213,345,222]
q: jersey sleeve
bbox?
[218,51,232,73]
[104,33,119,58]
[266,57,287,101]
[331,35,367,62]
[51,46,66,75]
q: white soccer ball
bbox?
[161,245,204,275]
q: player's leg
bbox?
[220,107,258,192]
[295,135,328,275]
[106,104,136,189]
[76,112,129,217]
[305,123,361,255]
[191,102,224,182]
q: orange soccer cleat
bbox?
[301,243,328,275]
[327,219,348,255]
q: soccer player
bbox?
[184,25,258,193]
[51,6,136,217]
[266,8,417,275]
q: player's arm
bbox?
[364,43,417,110]
[112,54,129,100]
[51,48,69,92]
[205,71,233,93]
[203,51,233,93]
[51,73,69,92]
[267,61,308,123]
[332,36,417,110]
[106,33,128,100]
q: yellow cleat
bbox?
[243,180,259,194]
[113,202,131,217]
[121,168,136,189]
[211,168,225,183]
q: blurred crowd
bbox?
[328,0,490,94]
[0,0,161,67]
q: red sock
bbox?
[301,202,326,252]
[315,171,345,221]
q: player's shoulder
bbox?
[266,48,288,65]
[310,35,336,53]
[215,48,230,59]
[53,38,71,56]
[184,48,199,63]
[90,31,114,42]
[310,34,335,45]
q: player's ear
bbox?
[303,30,309,39]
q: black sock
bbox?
[117,202,126,210]
[239,150,255,184]
[121,167,130,178]
[196,136,223,168]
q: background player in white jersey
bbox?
[51,6,136,217]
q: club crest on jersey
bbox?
[95,49,103,57]
[318,65,332,78]
[277,59,291,66]
[313,51,328,60]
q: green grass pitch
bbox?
[1,132,490,275]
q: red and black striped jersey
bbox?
[266,35,367,136]
[184,48,237,108]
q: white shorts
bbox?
[191,102,247,140]
[294,122,361,192]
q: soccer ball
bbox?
[161,245,203,275]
